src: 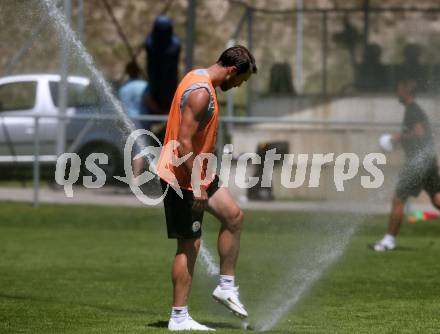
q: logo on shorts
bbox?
[192,221,201,233]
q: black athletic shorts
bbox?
[160,175,220,239]
[396,160,440,200]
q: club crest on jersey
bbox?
[192,221,201,233]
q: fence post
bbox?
[185,0,196,72]
[226,39,235,135]
[246,8,254,116]
[295,0,304,94]
[33,116,40,207]
[56,0,71,159]
[321,11,328,96]
[217,119,225,158]
[77,0,85,42]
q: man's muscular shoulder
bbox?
[186,88,210,121]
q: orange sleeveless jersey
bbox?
[157,70,219,191]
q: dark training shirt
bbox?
[401,102,436,161]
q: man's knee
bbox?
[390,195,406,219]
[392,194,406,208]
[223,208,244,233]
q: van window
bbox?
[0,81,37,112]
[49,81,98,108]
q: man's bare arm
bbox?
[177,88,210,211]
[177,88,210,175]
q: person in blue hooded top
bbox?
[142,16,181,142]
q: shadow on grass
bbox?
[367,245,416,252]
[146,320,167,328]
[146,320,240,330]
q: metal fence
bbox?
[2,112,434,207]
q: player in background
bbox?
[156,45,257,331]
[118,61,148,177]
[370,79,440,251]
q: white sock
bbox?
[171,306,188,324]
[383,234,395,245]
[219,275,235,289]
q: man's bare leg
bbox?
[387,194,406,236]
[207,187,248,318]
[168,238,215,331]
[370,194,406,251]
[207,187,243,275]
[172,238,200,306]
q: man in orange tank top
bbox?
[157,45,257,331]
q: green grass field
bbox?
[0,202,439,333]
